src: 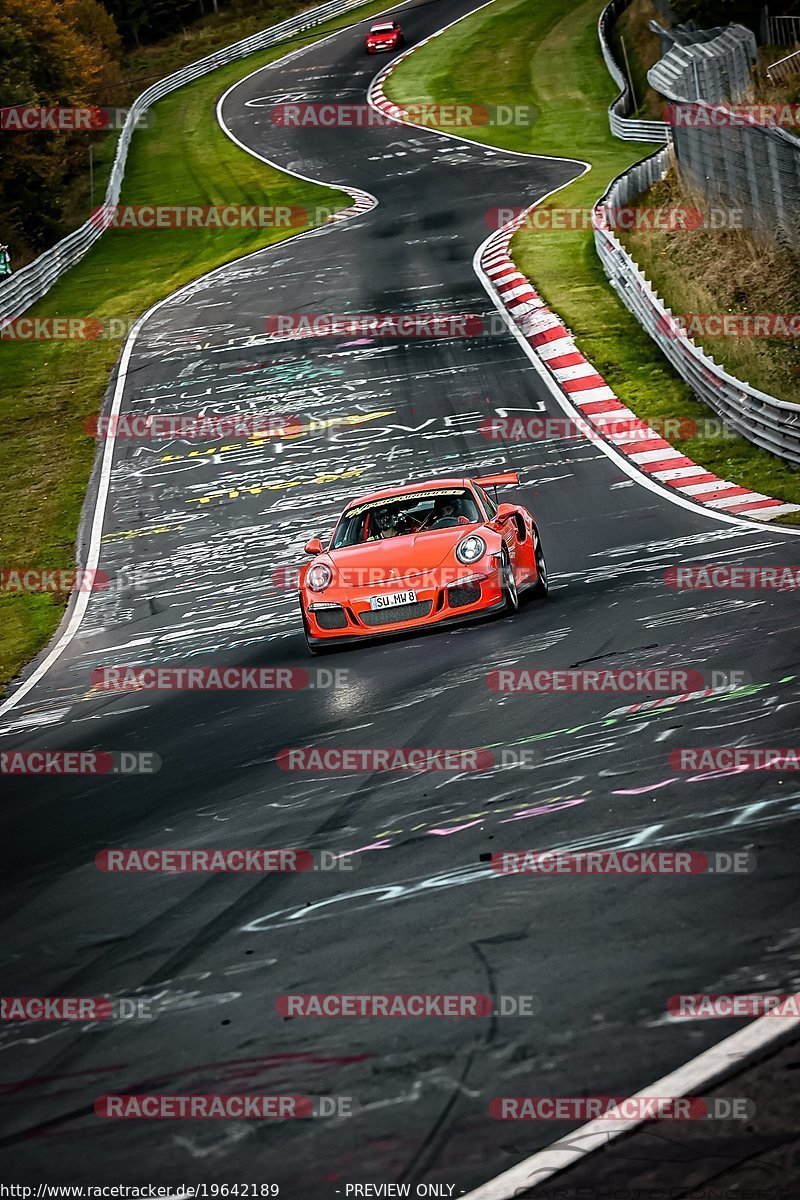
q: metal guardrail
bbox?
[764,12,800,47]
[593,0,800,463]
[767,46,800,82]
[664,100,800,252]
[592,151,800,465]
[648,24,757,103]
[598,0,669,142]
[0,0,373,324]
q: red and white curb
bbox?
[369,70,413,125]
[326,187,376,223]
[369,46,800,524]
[480,213,800,522]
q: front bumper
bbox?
[301,569,505,645]
[303,597,507,648]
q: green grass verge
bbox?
[0,0,394,696]
[385,0,800,524]
[620,171,800,405]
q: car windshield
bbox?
[332,488,481,548]
[370,23,395,31]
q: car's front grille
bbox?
[360,601,432,627]
[448,584,481,608]
[314,606,348,630]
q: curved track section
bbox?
[1,1,799,1192]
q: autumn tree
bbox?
[0,0,122,259]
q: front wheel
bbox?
[500,547,519,613]
[530,531,549,598]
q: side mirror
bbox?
[304,537,324,555]
[494,503,517,524]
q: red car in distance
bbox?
[365,21,404,53]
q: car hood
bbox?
[368,30,396,38]
[323,527,484,579]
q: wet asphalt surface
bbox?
[1,0,799,1192]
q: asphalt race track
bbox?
[1,0,800,1191]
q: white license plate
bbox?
[369,589,416,610]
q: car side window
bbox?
[476,485,497,519]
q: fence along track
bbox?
[592,0,800,464]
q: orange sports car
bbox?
[298,472,548,653]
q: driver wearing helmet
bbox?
[432,495,469,525]
[369,506,401,539]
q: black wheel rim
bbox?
[503,552,518,606]
[536,545,547,588]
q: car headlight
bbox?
[307,562,333,591]
[455,534,486,564]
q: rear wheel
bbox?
[500,547,519,613]
[531,530,549,598]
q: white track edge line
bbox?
[0,0,417,722]
[462,1004,800,1198]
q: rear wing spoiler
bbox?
[474,471,520,489]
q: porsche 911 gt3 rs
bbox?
[298,472,548,653]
